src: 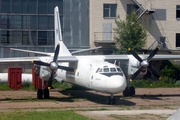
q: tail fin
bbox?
[54,6,72,56]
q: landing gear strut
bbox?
[107,94,116,104]
[123,86,135,97]
[37,81,50,99]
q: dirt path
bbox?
[0,88,180,120]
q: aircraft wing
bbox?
[0,56,78,63]
[8,48,53,56]
[0,57,40,63]
[71,46,102,54]
[103,54,180,61]
[104,55,130,61]
[57,56,78,62]
[151,55,180,60]
[9,46,102,56]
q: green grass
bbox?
[0,84,11,90]
[0,110,94,120]
[1,78,180,91]
[130,79,180,88]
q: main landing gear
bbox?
[37,89,50,99]
[123,86,135,97]
[37,81,50,99]
[107,94,116,105]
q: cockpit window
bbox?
[96,66,122,73]
[110,68,116,72]
[117,68,121,72]
[103,66,109,72]
[96,68,100,73]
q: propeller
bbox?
[128,45,161,81]
[32,43,75,88]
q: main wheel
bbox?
[112,97,116,104]
[44,89,49,99]
[37,89,43,99]
[107,96,111,105]
[123,87,129,97]
[129,86,135,96]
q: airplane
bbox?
[1,6,180,104]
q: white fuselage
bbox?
[55,56,127,94]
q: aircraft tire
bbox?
[129,86,135,96]
[112,97,116,104]
[107,97,111,104]
[37,89,43,99]
[107,96,116,105]
[44,89,49,99]
[123,87,129,97]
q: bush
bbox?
[130,79,180,88]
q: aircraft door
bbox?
[86,64,93,88]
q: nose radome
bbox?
[106,75,127,94]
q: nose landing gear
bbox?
[107,94,116,104]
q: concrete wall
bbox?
[89,0,133,48]
[89,0,180,50]
[140,0,180,50]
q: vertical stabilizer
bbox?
[54,6,72,56]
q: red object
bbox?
[32,68,42,89]
[8,67,22,90]
[32,68,47,89]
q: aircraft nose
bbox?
[106,75,127,94]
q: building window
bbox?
[38,31,47,45]
[127,4,138,14]
[176,33,180,47]
[103,4,117,18]
[177,5,180,19]
[1,0,10,13]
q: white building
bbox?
[89,0,180,54]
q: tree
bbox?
[113,11,147,54]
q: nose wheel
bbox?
[107,94,116,104]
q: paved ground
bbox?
[0,88,180,120]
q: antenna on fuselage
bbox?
[114,60,117,65]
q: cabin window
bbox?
[77,72,79,76]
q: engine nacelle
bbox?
[34,65,40,76]
[34,57,58,81]
[128,55,147,77]
[39,66,51,81]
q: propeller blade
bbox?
[58,66,74,72]
[128,48,143,62]
[147,66,161,79]
[32,60,50,67]
[146,45,161,62]
[53,43,60,62]
[131,67,142,80]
